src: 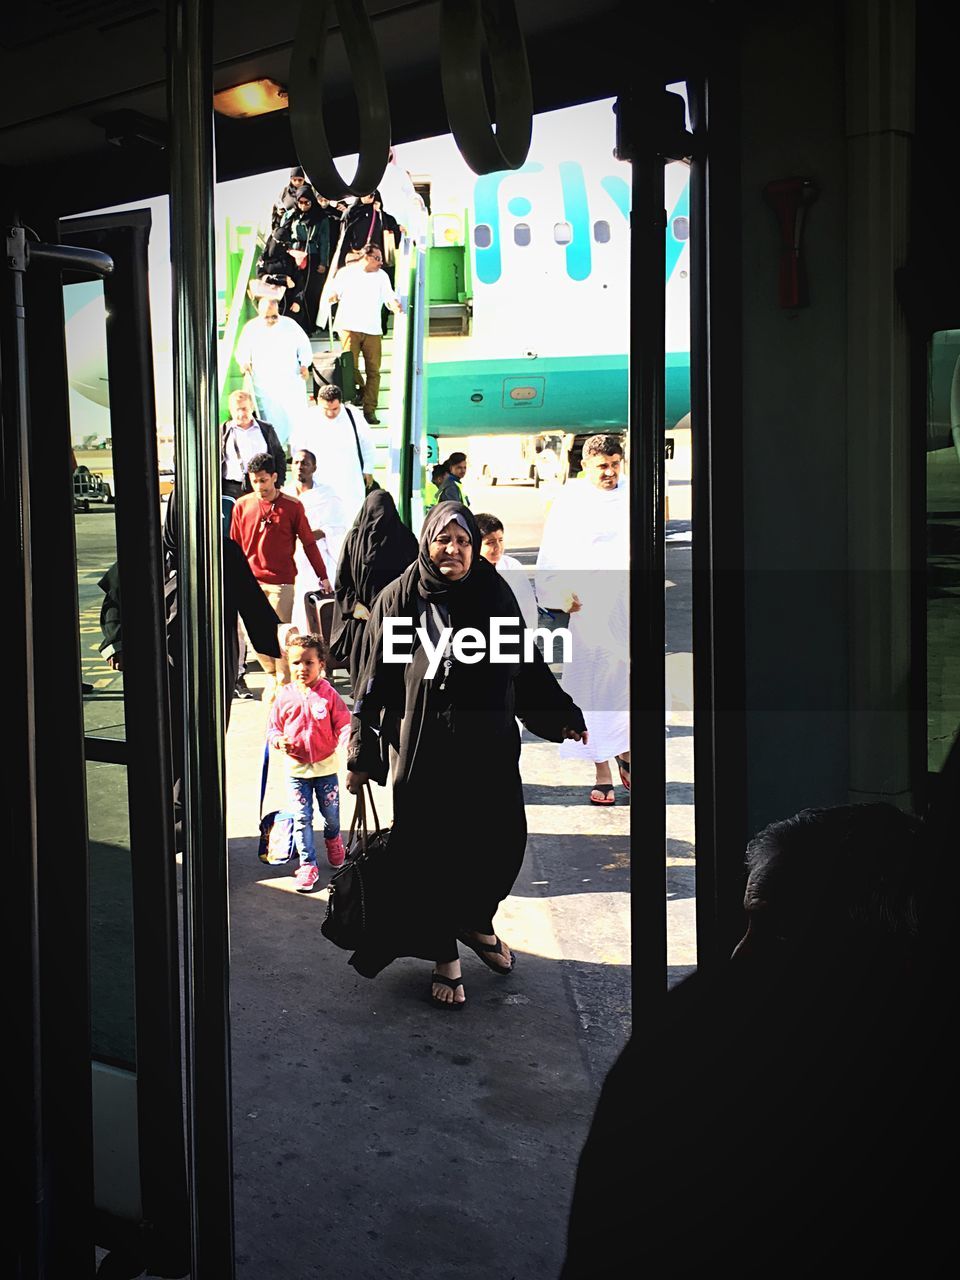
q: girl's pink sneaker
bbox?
[295,863,319,892]
[325,834,345,869]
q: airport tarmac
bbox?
[78,473,696,1279]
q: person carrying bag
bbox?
[320,781,391,951]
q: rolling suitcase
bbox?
[303,589,344,670]
[311,344,354,399]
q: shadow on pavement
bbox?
[228,834,629,1280]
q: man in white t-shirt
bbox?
[283,448,350,632]
[290,384,376,530]
[328,244,402,424]
[235,296,312,446]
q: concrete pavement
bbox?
[76,486,696,1278]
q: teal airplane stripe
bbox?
[473,162,544,285]
[426,352,690,436]
[558,161,591,281]
[600,175,630,221]
[665,180,690,281]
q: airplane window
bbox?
[514,223,531,246]
[553,221,573,245]
[593,220,611,243]
[672,215,690,241]
[474,224,493,249]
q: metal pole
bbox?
[617,86,670,1006]
[167,1,235,1274]
[4,221,44,1280]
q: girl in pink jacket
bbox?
[267,633,351,891]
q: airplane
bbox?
[61,95,959,505]
[413,139,691,447]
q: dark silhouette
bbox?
[328,489,418,695]
[560,776,956,1277]
[162,488,282,846]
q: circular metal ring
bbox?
[440,0,533,174]
[289,0,391,200]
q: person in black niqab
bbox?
[329,489,418,694]
[336,188,401,276]
[276,184,330,333]
[344,502,588,1007]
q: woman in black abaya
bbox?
[336,189,401,277]
[345,502,588,1007]
[329,489,419,695]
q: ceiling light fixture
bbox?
[213,79,288,119]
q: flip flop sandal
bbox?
[590,785,616,806]
[430,972,465,1009]
[615,756,631,792]
[457,932,516,975]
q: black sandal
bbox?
[457,932,516,975]
[615,755,631,792]
[589,784,616,806]
[430,971,465,1009]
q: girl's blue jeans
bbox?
[287,773,340,866]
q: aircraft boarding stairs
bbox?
[217,218,425,526]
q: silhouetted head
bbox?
[732,803,923,969]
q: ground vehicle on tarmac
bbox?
[72,464,114,511]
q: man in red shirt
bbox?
[230,451,331,702]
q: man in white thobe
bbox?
[535,434,630,804]
[235,296,312,447]
[283,447,350,634]
[289,383,376,531]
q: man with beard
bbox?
[535,434,630,805]
[235,296,312,448]
[289,383,376,528]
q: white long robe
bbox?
[497,554,539,634]
[289,406,375,531]
[284,481,350,633]
[535,479,629,763]
[235,315,312,447]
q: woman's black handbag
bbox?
[320,783,389,950]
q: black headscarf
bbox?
[401,500,511,663]
[330,491,419,689]
[415,501,481,602]
[340,490,419,613]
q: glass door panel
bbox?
[926,329,960,772]
[64,277,126,743]
[64,277,135,1073]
